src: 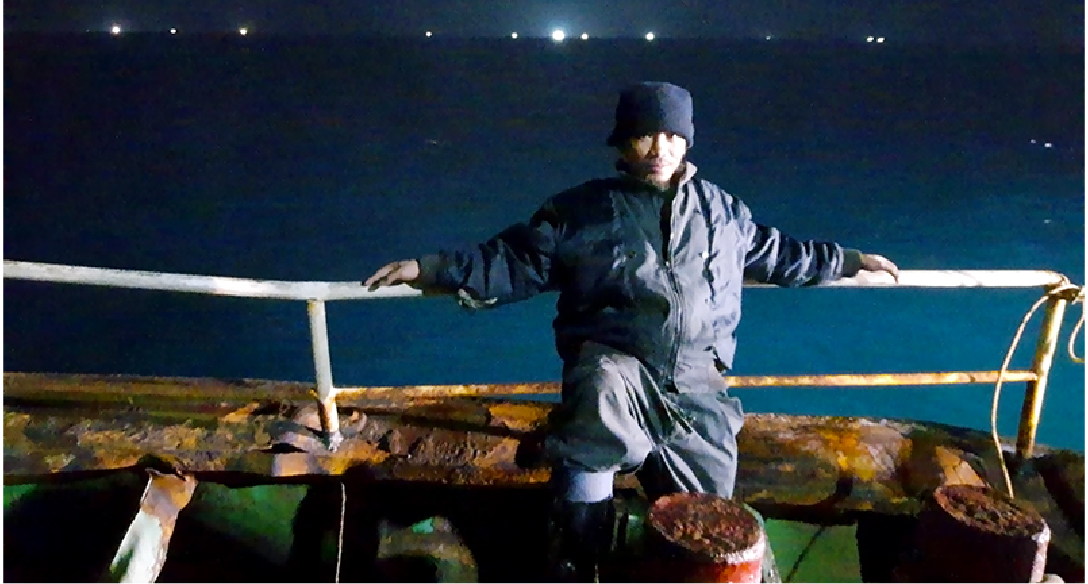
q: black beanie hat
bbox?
[607,81,694,148]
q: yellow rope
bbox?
[990,280,1084,499]
[1067,287,1085,363]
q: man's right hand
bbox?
[363,259,420,290]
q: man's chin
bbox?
[627,162,678,185]
[650,169,676,183]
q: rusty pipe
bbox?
[331,370,1039,401]
[1015,291,1070,460]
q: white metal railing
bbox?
[2,259,1077,454]
[3,260,1067,297]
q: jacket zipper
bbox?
[663,188,685,384]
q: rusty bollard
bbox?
[635,493,765,583]
[900,484,1050,582]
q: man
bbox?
[365,81,899,580]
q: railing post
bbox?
[308,300,342,450]
[1015,292,1069,460]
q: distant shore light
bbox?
[170,28,177,34]
[581,33,588,40]
[645,32,655,41]
[552,29,565,42]
[110,24,122,35]
[876,37,885,43]
[239,27,248,36]
[511,32,518,39]
[866,36,875,42]
[425,31,432,37]
[765,34,773,40]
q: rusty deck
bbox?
[4,372,1084,580]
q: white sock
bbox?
[553,466,615,503]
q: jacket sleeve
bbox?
[738,203,863,287]
[415,200,562,308]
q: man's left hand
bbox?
[859,253,900,283]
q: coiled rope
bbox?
[991,278,1085,498]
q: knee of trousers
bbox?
[641,433,739,499]
[548,357,655,471]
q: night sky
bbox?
[3,0,1083,45]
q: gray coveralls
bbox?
[544,340,744,499]
[418,161,860,499]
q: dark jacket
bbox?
[418,162,862,386]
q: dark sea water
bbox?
[4,34,1084,450]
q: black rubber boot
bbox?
[547,498,615,583]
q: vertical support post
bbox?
[1015,293,1069,460]
[308,300,342,450]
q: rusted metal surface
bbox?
[334,370,1039,399]
[730,412,1021,516]
[899,484,1052,583]
[2,373,557,486]
[336,382,563,399]
[643,494,765,583]
[4,370,1038,405]
[6,372,1084,580]
[3,371,316,405]
[3,373,1081,519]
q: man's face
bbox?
[620,132,688,187]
